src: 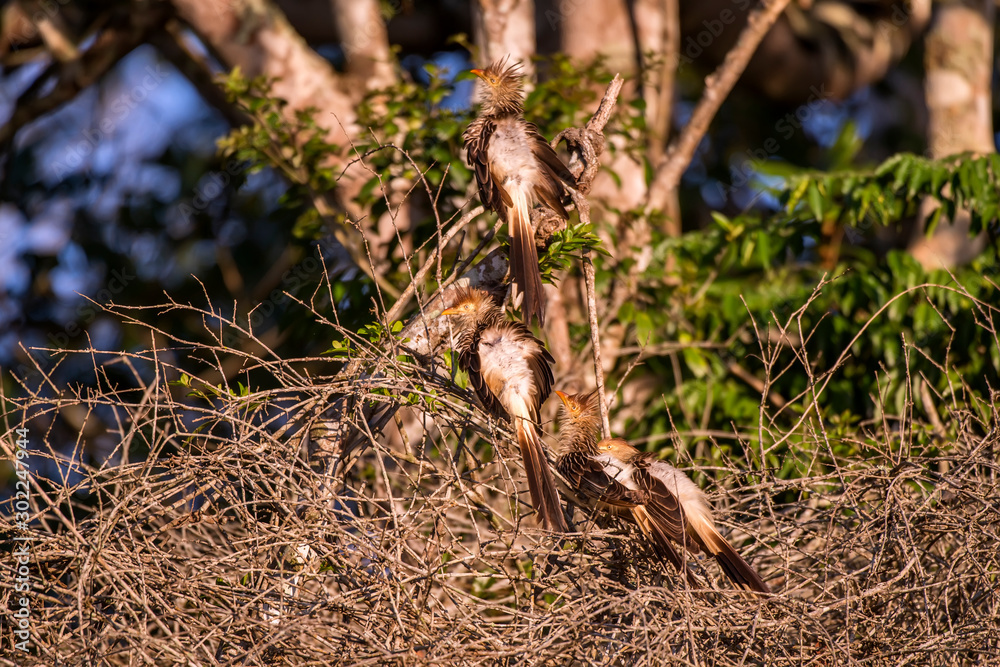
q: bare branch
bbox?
[646,0,792,210]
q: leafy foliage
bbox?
[218,67,342,240]
[780,151,1000,236]
[539,222,608,280]
[602,149,1000,476]
[213,59,999,487]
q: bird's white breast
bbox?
[478,328,536,403]
[488,118,542,190]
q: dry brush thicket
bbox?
[2,277,1000,666]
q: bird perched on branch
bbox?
[554,390,770,594]
[440,287,567,532]
[464,58,576,327]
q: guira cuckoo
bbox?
[464,58,576,326]
[554,390,770,594]
[441,287,567,532]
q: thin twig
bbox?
[555,75,625,438]
[383,204,484,325]
[583,251,611,440]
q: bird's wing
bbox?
[460,326,505,419]
[521,329,554,411]
[557,451,644,509]
[521,122,572,218]
[526,121,576,187]
[630,459,688,545]
[466,117,510,216]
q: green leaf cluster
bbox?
[539,222,608,280]
[217,68,342,240]
[780,152,1000,236]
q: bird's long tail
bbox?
[514,416,566,532]
[686,511,770,594]
[507,186,546,327]
[632,506,700,587]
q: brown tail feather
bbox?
[508,191,545,326]
[633,506,700,587]
[688,515,769,594]
[515,420,567,532]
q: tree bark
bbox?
[332,0,396,91]
[633,0,679,167]
[923,0,995,158]
[679,0,931,105]
[170,0,358,148]
[909,0,994,269]
[472,0,536,74]
[558,0,635,74]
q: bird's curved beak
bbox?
[554,390,570,407]
[440,307,459,316]
[470,68,486,79]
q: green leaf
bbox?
[807,181,824,221]
[682,346,710,379]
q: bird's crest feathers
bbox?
[555,390,603,450]
[440,287,495,317]
[555,390,601,419]
[471,57,525,114]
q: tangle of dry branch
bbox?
[3,278,1000,665]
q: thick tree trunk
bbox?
[924,0,994,157]
[332,0,396,91]
[634,0,679,167]
[558,0,635,74]
[472,0,536,74]
[552,0,648,214]
[171,0,357,148]
[909,0,994,269]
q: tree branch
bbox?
[170,0,359,148]
[555,74,624,439]
[0,17,152,148]
[646,0,791,210]
[149,20,249,130]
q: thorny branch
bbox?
[6,286,1000,663]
